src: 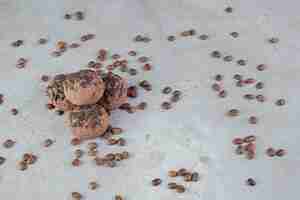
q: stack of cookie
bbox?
[46,69,128,140]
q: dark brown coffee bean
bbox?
[121,151,129,159]
[137,102,147,110]
[23,153,37,165]
[167,35,176,42]
[224,7,233,13]
[152,178,162,186]
[71,138,81,146]
[111,54,121,60]
[177,168,188,176]
[232,138,243,145]
[243,135,256,143]
[237,59,247,66]
[162,86,172,94]
[257,64,267,71]
[175,185,186,193]
[143,63,152,71]
[69,43,80,48]
[275,99,286,106]
[43,139,54,147]
[223,55,234,62]
[230,32,239,38]
[74,149,84,158]
[127,86,138,98]
[139,80,152,91]
[142,37,152,43]
[268,37,279,44]
[191,172,199,182]
[244,94,255,100]
[212,83,221,92]
[38,38,48,45]
[114,153,123,161]
[168,170,178,177]
[199,34,209,40]
[11,108,18,115]
[138,56,149,63]
[41,75,50,82]
[181,30,191,37]
[55,110,64,116]
[236,80,244,87]
[89,181,98,190]
[171,94,181,103]
[248,116,258,124]
[256,95,266,103]
[115,195,124,200]
[246,178,256,186]
[3,139,15,148]
[227,109,240,117]
[18,161,27,170]
[128,50,137,56]
[87,142,98,150]
[255,82,264,90]
[87,61,96,68]
[218,90,227,98]
[72,158,81,167]
[74,11,84,20]
[266,147,276,157]
[64,14,72,20]
[276,149,286,157]
[184,173,193,182]
[134,35,144,42]
[233,74,243,81]
[71,192,82,200]
[12,40,23,47]
[235,145,244,155]
[105,153,116,161]
[0,156,6,165]
[161,102,172,110]
[215,74,223,81]
[118,138,126,146]
[128,68,138,76]
[211,51,222,58]
[168,182,177,189]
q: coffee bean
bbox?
[168,182,177,189]
[178,168,188,176]
[74,149,84,158]
[128,68,138,76]
[143,63,152,71]
[218,90,227,98]
[0,156,6,165]
[18,161,27,170]
[236,80,244,87]
[237,59,247,66]
[266,147,276,157]
[233,74,243,81]
[72,158,81,167]
[114,153,123,161]
[139,80,152,91]
[64,14,71,19]
[257,64,267,71]
[168,170,178,177]
[223,55,234,62]
[111,54,121,60]
[128,50,137,56]
[87,142,97,150]
[11,108,18,115]
[134,35,144,42]
[248,116,258,124]
[215,74,223,81]
[11,40,23,47]
[227,109,240,117]
[255,82,264,90]
[142,37,152,43]
[230,32,239,38]
[171,94,181,103]
[115,195,124,200]
[41,75,50,82]
[38,38,48,45]
[89,181,98,190]
[23,153,37,165]
[106,138,118,145]
[105,153,116,161]
[74,11,84,20]
[162,86,172,94]
[152,178,162,186]
[212,83,221,92]
[268,37,279,44]
[235,145,244,155]
[118,138,126,146]
[191,172,199,182]
[43,139,54,147]
[276,99,286,106]
[137,102,147,110]
[161,102,172,110]
[232,138,243,145]
[138,56,149,63]
[55,110,64,116]
[199,34,209,40]
[211,51,222,58]
[244,94,255,100]
[121,151,129,159]
[276,149,286,157]
[167,35,176,41]
[184,173,193,182]
[224,7,233,13]
[71,192,82,200]
[71,138,81,146]
[175,185,185,193]
[243,135,256,143]
[256,94,266,103]
[3,139,15,148]
[69,43,80,49]
[95,157,106,166]
[246,178,256,186]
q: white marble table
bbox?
[0,0,299,199]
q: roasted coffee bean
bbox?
[74,149,84,158]
[168,170,178,177]
[128,68,138,76]
[118,138,126,146]
[162,86,172,94]
[128,50,137,56]
[121,151,130,159]
[255,82,264,90]
[178,168,188,176]
[168,182,177,189]
[230,32,239,38]
[87,142,98,150]
[223,55,234,62]
[276,149,286,157]
[105,153,116,161]
[257,64,267,71]
[143,63,152,71]
[248,116,258,124]
[11,108,18,115]
[3,139,15,148]
[227,109,240,117]
[41,75,50,82]
[71,192,82,200]
[64,14,72,19]
[244,78,256,84]
[152,178,162,186]
[88,149,97,157]
[266,147,276,157]
[74,11,84,20]
[38,38,48,44]
[211,51,222,58]
[246,178,256,186]
[43,139,54,147]
[12,40,23,47]
[212,83,221,92]
[175,185,186,193]
[184,173,193,182]
[51,51,62,57]
[224,6,233,13]
[134,35,144,42]
[138,56,149,63]
[23,153,37,165]
[268,37,279,44]
[55,110,64,116]
[218,90,227,98]
[191,172,199,182]
[111,54,121,60]
[215,74,223,81]
[244,94,255,100]
[235,145,244,155]
[233,74,243,81]
[95,157,106,166]
[89,181,98,190]
[167,35,176,42]
[199,34,209,40]
[276,99,286,106]
[256,95,266,103]
[161,102,172,110]
[237,59,247,66]
[114,153,123,161]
